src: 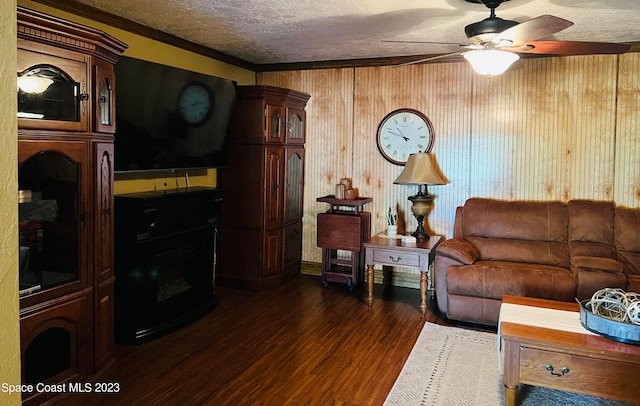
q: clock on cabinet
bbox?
[177,81,214,125]
[376,108,435,165]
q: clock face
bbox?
[177,82,214,125]
[376,108,435,165]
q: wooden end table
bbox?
[499,295,640,406]
[363,234,440,315]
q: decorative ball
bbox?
[626,301,640,325]
[589,288,640,325]
[626,292,640,305]
[590,288,628,321]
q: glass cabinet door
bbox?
[94,59,116,133]
[18,65,79,121]
[284,147,304,222]
[285,107,305,144]
[18,141,89,307]
[266,104,284,142]
[17,46,90,132]
[264,147,283,227]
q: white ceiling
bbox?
[72,0,640,65]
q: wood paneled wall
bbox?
[258,53,640,275]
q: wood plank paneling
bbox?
[259,53,640,283]
[471,55,618,202]
[259,69,354,264]
[616,52,640,207]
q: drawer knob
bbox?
[389,256,402,262]
[545,364,570,377]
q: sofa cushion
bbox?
[575,267,627,301]
[465,237,569,268]
[461,198,569,268]
[462,198,568,242]
[568,200,615,243]
[446,261,575,302]
[615,206,640,276]
[627,275,640,293]
[571,255,623,273]
[568,200,616,258]
[618,252,640,276]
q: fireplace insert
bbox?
[114,187,222,344]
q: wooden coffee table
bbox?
[499,295,640,406]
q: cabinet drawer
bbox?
[372,249,419,267]
[520,347,640,401]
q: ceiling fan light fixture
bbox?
[463,49,519,76]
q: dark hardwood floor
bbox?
[81,274,478,406]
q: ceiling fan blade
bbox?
[394,52,463,67]
[492,15,573,46]
[382,39,464,46]
[512,41,631,55]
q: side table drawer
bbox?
[372,249,420,267]
[520,347,640,402]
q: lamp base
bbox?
[408,187,434,241]
[411,216,430,240]
[412,231,430,240]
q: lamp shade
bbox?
[393,153,449,185]
[463,49,519,76]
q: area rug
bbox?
[384,322,634,406]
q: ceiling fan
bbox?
[386,0,631,75]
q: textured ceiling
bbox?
[71,0,640,65]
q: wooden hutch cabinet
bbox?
[16,7,126,405]
[219,86,310,290]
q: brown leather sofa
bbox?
[434,198,640,326]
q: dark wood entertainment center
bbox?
[17,7,126,405]
[113,187,222,344]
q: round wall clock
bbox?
[376,108,435,165]
[177,81,214,126]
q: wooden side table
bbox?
[363,235,441,314]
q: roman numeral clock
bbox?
[376,108,435,165]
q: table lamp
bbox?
[393,153,449,239]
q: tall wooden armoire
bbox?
[219,85,310,290]
[16,7,127,405]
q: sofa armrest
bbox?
[571,256,623,274]
[435,238,479,265]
